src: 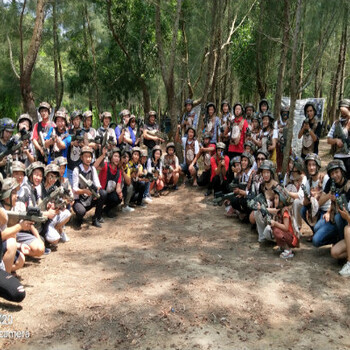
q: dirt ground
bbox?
[1,139,350,350]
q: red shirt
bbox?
[98,163,122,190]
[32,121,55,140]
[228,117,248,153]
[210,154,230,181]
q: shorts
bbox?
[181,163,198,177]
[16,232,36,245]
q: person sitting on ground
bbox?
[312,160,349,248]
[176,125,200,187]
[331,204,350,277]
[161,142,180,191]
[191,133,215,195]
[126,147,147,208]
[270,185,299,259]
[120,150,133,212]
[300,153,330,240]
[0,178,34,273]
[94,147,123,218]
[226,151,255,222]
[0,230,26,302]
[147,145,164,197]
[283,154,307,233]
[251,160,278,242]
[139,148,152,203]
[43,164,71,244]
[72,146,107,228]
[209,142,230,196]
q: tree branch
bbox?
[155,0,168,85]
[19,0,26,75]
[7,35,20,80]
[22,0,46,79]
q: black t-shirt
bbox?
[323,178,350,201]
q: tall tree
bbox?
[154,0,182,135]
[273,0,290,120]
[8,0,47,121]
[282,0,302,174]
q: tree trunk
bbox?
[84,4,101,113]
[52,0,63,110]
[273,0,290,120]
[339,5,348,101]
[330,13,347,123]
[298,40,305,100]
[19,0,46,122]
[155,0,182,137]
[256,1,267,99]
[140,79,151,115]
[282,0,302,175]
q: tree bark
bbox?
[84,4,101,113]
[256,1,267,99]
[19,0,47,121]
[339,5,348,101]
[273,0,290,121]
[52,0,63,110]
[155,0,182,138]
[282,0,302,175]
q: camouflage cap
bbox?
[12,161,26,173]
[38,102,51,112]
[0,178,19,200]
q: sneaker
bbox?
[204,189,212,197]
[143,197,153,204]
[60,232,70,243]
[44,247,51,255]
[173,185,178,191]
[339,261,350,276]
[280,249,294,259]
[92,218,102,228]
[137,202,147,208]
[122,205,135,213]
[98,217,105,223]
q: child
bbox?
[270,185,299,258]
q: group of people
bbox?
[179,98,350,275]
[0,96,349,304]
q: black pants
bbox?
[0,269,25,303]
[131,181,146,205]
[105,191,122,212]
[230,195,251,215]
[211,175,228,194]
[197,169,211,187]
[73,189,107,220]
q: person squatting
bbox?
[0,98,350,304]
